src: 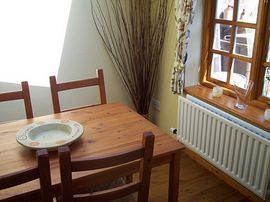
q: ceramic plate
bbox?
[16,120,84,151]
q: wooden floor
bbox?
[146,154,250,202]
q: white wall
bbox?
[0,0,132,122]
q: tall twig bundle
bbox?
[91,0,172,114]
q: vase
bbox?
[234,80,254,110]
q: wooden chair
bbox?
[0,81,33,119]
[0,149,53,202]
[58,132,155,202]
[49,69,107,113]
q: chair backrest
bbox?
[0,149,53,202]
[49,69,107,113]
[0,81,33,119]
[58,132,155,202]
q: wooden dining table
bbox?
[0,102,184,202]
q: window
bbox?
[200,0,270,108]
[0,0,71,87]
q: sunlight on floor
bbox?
[0,0,71,86]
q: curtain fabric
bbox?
[171,0,197,94]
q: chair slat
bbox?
[0,91,23,102]
[57,78,99,91]
[72,147,143,171]
[0,168,39,189]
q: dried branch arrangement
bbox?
[91,0,172,114]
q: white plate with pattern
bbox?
[16,120,84,151]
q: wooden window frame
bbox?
[199,0,270,110]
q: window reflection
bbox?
[263,68,270,98]
[229,59,250,87]
[213,23,232,52]
[233,27,255,58]
[211,54,229,82]
[267,40,270,63]
[216,0,234,21]
[237,0,259,24]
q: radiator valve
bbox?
[170,128,177,134]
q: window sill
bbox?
[184,85,270,133]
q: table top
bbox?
[0,103,184,198]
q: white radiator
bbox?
[177,95,270,199]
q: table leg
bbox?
[168,151,181,202]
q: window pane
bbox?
[229,59,250,87]
[262,67,270,98]
[213,23,232,52]
[233,27,255,58]
[267,39,270,62]
[216,0,234,21]
[210,53,229,82]
[237,0,259,24]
